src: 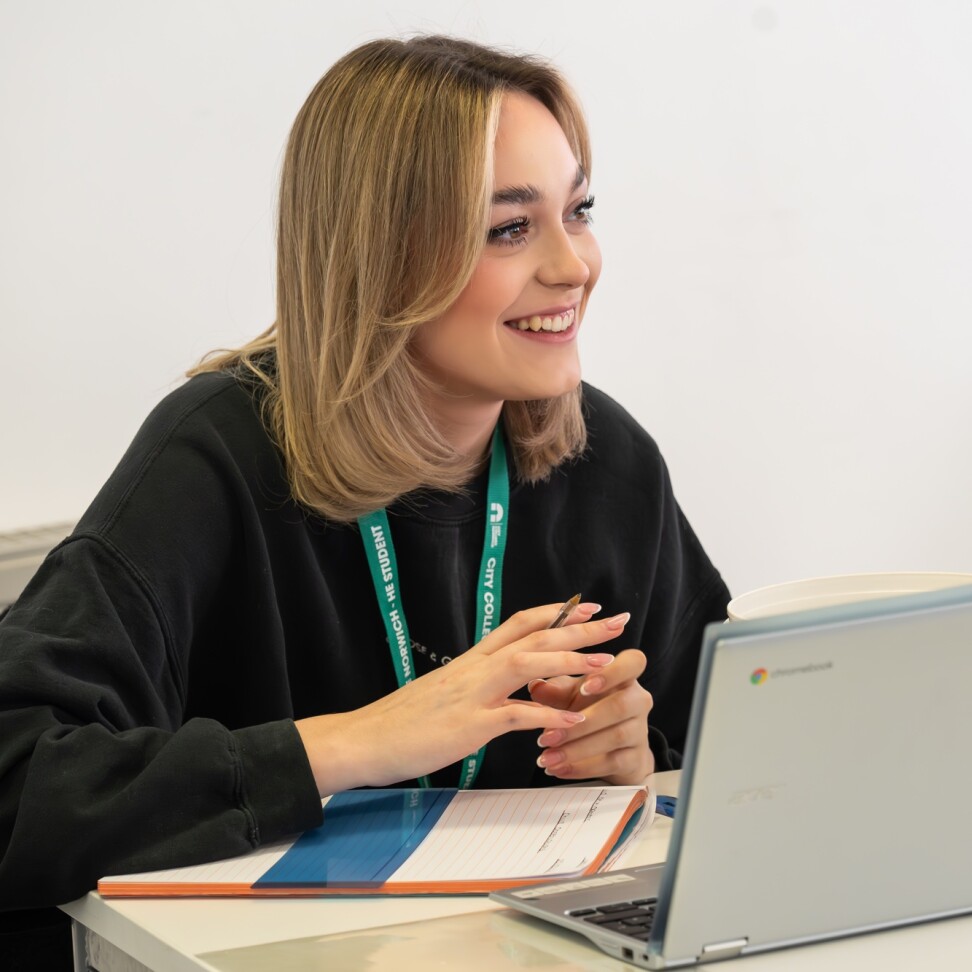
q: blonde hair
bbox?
[192,35,591,521]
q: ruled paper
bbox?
[100,836,295,887]
[389,787,641,882]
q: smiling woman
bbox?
[0,34,729,971]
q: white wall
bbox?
[2,0,971,597]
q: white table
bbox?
[62,771,972,971]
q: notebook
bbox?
[98,785,649,897]
[492,583,972,967]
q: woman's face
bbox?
[412,92,601,411]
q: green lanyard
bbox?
[357,424,510,790]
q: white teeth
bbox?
[507,308,575,333]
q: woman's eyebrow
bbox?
[491,165,587,206]
[492,184,541,206]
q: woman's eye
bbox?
[568,195,595,225]
[487,217,530,247]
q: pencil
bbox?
[548,593,582,629]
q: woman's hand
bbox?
[528,620,655,785]
[294,602,630,796]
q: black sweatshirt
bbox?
[0,371,729,911]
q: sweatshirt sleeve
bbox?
[644,498,730,771]
[0,535,323,909]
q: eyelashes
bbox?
[487,195,595,248]
[488,216,530,247]
[572,195,596,221]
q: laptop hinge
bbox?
[698,938,748,963]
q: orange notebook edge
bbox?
[97,882,257,897]
[583,785,649,875]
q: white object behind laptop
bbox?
[493,584,972,967]
[726,570,972,620]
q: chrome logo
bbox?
[750,668,768,685]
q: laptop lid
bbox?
[652,582,972,965]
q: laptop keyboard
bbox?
[567,897,658,942]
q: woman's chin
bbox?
[510,375,582,402]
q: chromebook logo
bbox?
[750,662,834,685]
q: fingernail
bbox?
[605,612,630,630]
[537,750,565,768]
[580,676,605,697]
[538,729,564,747]
[578,602,602,614]
[587,653,615,667]
[527,679,546,693]
[563,711,586,724]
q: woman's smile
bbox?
[503,304,578,335]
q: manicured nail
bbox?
[580,676,606,697]
[587,653,615,667]
[578,602,602,614]
[562,712,586,724]
[538,729,564,747]
[527,679,546,693]
[537,750,565,768]
[605,612,630,630]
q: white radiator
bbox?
[0,522,75,608]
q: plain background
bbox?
[2,1,970,597]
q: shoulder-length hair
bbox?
[192,35,591,522]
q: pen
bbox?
[548,593,581,629]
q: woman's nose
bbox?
[535,227,592,290]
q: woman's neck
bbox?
[430,398,504,465]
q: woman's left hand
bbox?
[528,640,655,785]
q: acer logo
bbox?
[727,785,785,805]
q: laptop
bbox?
[492,583,972,967]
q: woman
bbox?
[0,34,729,965]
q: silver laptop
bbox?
[492,584,972,967]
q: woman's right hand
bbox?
[294,602,629,795]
